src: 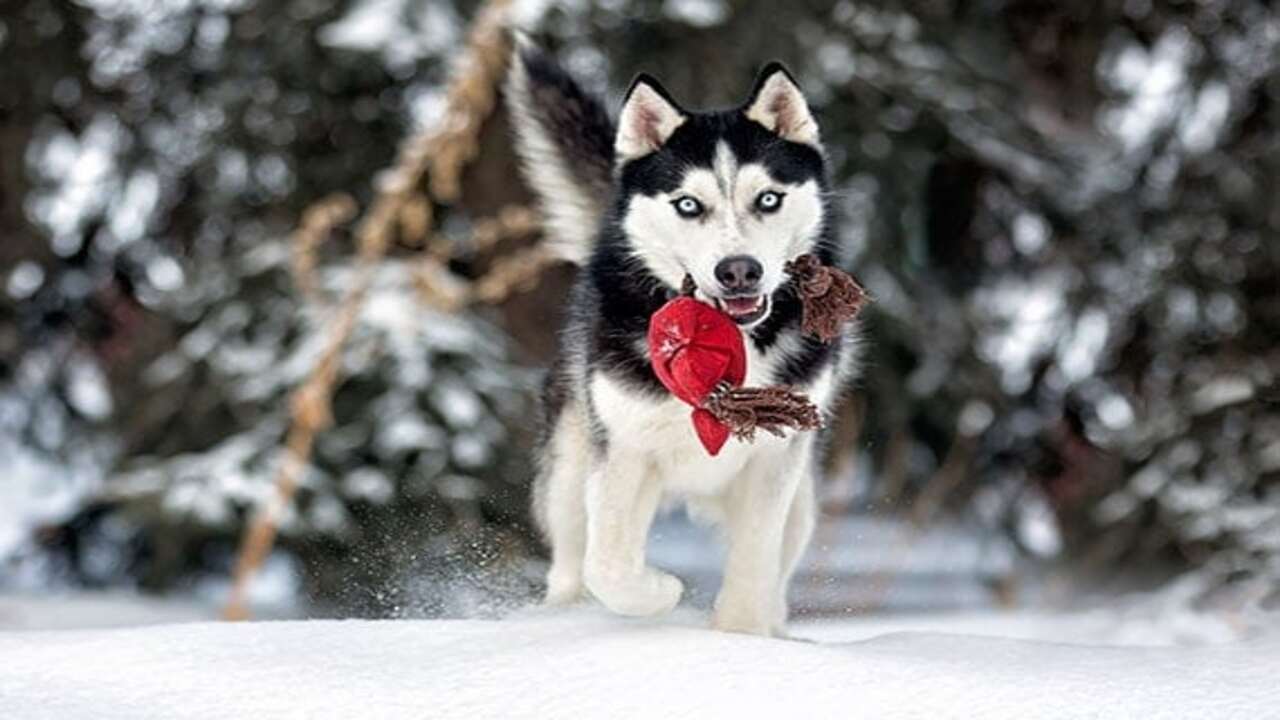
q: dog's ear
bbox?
[744,62,819,146]
[616,74,686,161]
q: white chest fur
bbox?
[589,331,837,497]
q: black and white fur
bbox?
[507,41,859,636]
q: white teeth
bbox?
[716,296,765,318]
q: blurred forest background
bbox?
[1,0,1277,619]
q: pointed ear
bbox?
[744,62,819,146]
[616,74,687,161]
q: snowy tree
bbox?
[1,0,542,612]
[3,0,1278,610]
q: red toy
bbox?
[647,294,823,455]
[648,296,747,455]
[646,254,866,456]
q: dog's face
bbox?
[613,64,827,327]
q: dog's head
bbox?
[613,63,828,327]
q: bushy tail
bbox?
[505,39,615,265]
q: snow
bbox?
[663,0,730,28]
[1011,212,1050,255]
[1191,374,1255,414]
[0,592,211,632]
[6,261,45,300]
[1179,81,1231,153]
[26,115,124,254]
[1,610,1276,719]
[1103,30,1191,150]
[317,0,460,69]
[975,271,1068,394]
[0,387,110,572]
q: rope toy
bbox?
[784,253,868,342]
[647,254,867,456]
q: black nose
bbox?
[714,255,763,294]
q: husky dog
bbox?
[506,42,858,636]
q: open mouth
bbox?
[715,294,770,325]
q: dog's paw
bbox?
[711,604,774,637]
[544,582,585,607]
[770,601,792,638]
[543,565,585,606]
[584,565,683,617]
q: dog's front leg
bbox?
[583,451,683,616]
[713,435,813,636]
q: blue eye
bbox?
[755,190,785,213]
[672,196,704,218]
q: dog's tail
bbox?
[505,38,615,265]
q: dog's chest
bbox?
[589,337,830,495]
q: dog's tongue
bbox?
[723,296,760,316]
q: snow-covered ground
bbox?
[0,591,213,631]
[4,515,1274,718]
[2,604,1277,719]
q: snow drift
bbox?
[2,612,1276,719]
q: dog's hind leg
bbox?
[583,451,683,616]
[535,401,595,605]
